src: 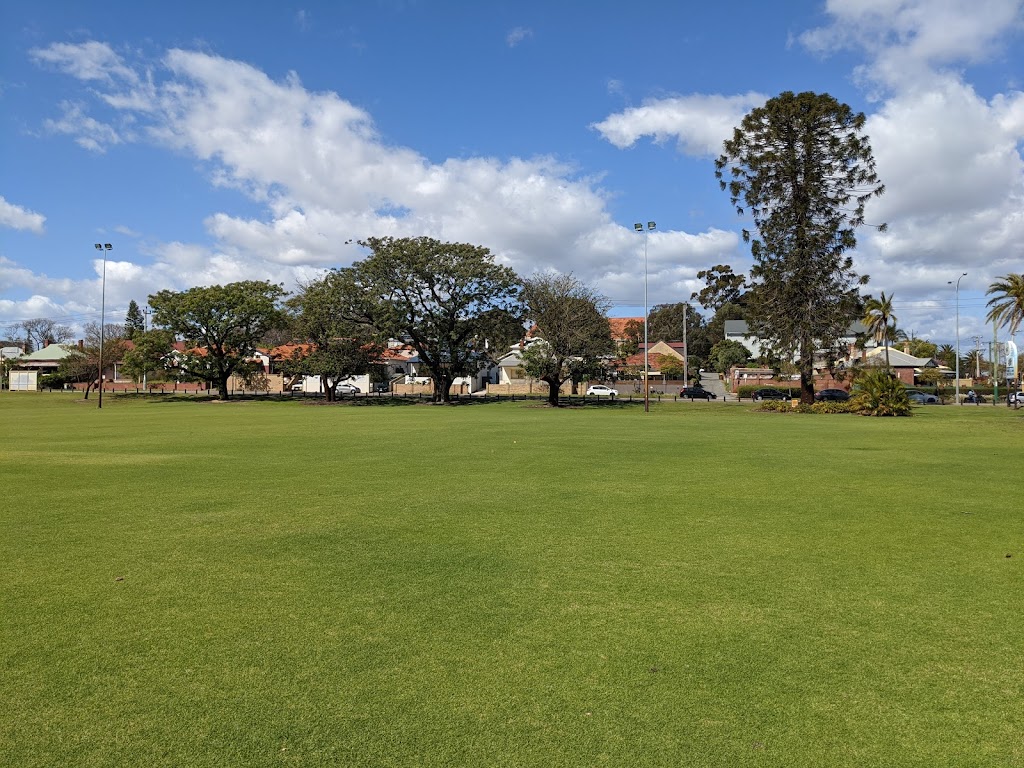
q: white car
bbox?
[336,383,360,394]
[586,384,618,397]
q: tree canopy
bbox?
[125,300,146,339]
[986,273,1024,336]
[285,271,384,401]
[5,317,73,353]
[344,236,522,403]
[691,265,748,311]
[862,291,898,369]
[715,91,884,403]
[149,281,286,399]
[520,272,613,406]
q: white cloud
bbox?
[30,41,139,85]
[18,42,738,316]
[800,0,1024,89]
[42,101,124,152]
[506,27,533,47]
[0,197,46,233]
[591,92,766,157]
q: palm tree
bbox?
[862,291,897,369]
[986,273,1024,336]
[937,343,956,367]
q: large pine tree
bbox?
[715,91,885,403]
[125,300,146,339]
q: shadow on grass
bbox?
[100,392,649,408]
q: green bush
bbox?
[755,400,791,412]
[851,369,912,416]
[811,400,851,414]
[38,373,70,389]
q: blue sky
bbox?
[2,0,1023,348]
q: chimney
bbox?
[903,342,910,354]
[78,339,85,351]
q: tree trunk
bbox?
[83,379,94,400]
[544,376,560,406]
[217,374,230,400]
[799,337,815,404]
[433,374,452,403]
[322,374,335,402]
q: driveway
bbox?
[699,371,729,400]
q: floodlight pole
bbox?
[948,272,966,405]
[94,243,112,409]
[634,221,655,413]
[682,303,688,386]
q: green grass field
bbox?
[2,393,1022,767]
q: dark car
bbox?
[680,386,716,400]
[752,388,789,401]
[905,390,939,405]
[814,388,850,402]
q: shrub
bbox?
[850,369,912,416]
[755,400,791,412]
[811,400,851,414]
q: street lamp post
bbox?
[634,221,656,412]
[94,243,112,409]
[682,303,688,387]
[948,272,967,405]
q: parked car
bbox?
[336,383,360,394]
[814,388,850,402]
[905,390,939,404]
[586,384,618,397]
[680,386,716,400]
[752,388,789,401]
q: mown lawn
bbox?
[1,393,1022,767]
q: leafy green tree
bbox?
[915,367,944,389]
[520,273,614,406]
[707,339,752,373]
[647,302,712,361]
[862,291,898,369]
[121,329,177,384]
[149,281,287,400]
[904,337,937,359]
[985,273,1024,335]
[691,265,748,311]
[285,271,384,401]
[344,237,522,403]
[125,300,146,340]
[716,91,885,403]
[657,355,687,380]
